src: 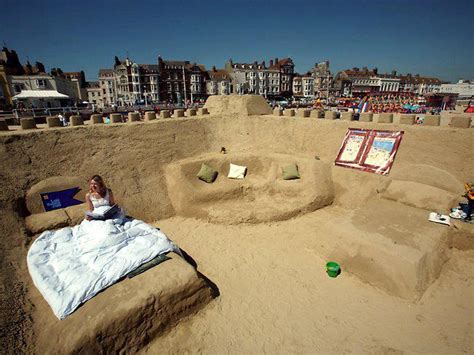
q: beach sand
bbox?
[0,99,473,353]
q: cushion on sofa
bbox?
[228,163,247,179]
[197,163,218,183]
[282,164,300,180]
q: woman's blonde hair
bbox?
[89,175,107,195]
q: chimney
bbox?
[262,60,265,67]
[212,65,216,71]
[270,60,274,67]
[275,57,279,64]
[391,70,397,77]
[373,67,378,75]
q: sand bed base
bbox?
[30,253,215,353]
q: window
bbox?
[36,79,47,88]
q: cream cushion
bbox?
[228,163,247,179]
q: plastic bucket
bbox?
[326,261,341,278]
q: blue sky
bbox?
[1,0,473,82]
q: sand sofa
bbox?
[165,152,335,224]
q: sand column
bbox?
[273,108,283,116]
[174,109,185,118]
[359,113,373,122]
[46,116,62,127]
[70,116,84,126]
[110,113,123,123]
[284,109,295,117]
[324,111,337,120]
[423,115,440,126]
[341,112,354,121]
[198,108,209,115]
[91,114,104,124]
[144,111,156,121]
[20,118,37,129]
[297,110,310,118]
[0,119,9,131]
[160,110,170,119]
[399,114,415,125]
[186,108,196,117]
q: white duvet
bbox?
[27,207,179,320]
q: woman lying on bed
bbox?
[85,175,121,221]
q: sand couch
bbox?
[165,152,335,224]
[326,164,466,299]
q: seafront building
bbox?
[2,45,466,111]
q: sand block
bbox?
[26,176,87,214]
[25,209,70,234]
[128,112,141,122]
[174,109,185,118]
[165,152,334,224]
[449,115,471,128]
[186,109,196,117]
[198,108,209,115]
[273,108,283,116]
[296,110,310,118]
[0,119,9,131]
[399,114,415,125]
[161,110,171,119]
[46,116,62,127]
[381,180,458,212]
[70,115,84,126]
[32,254,215,353]
[110,113,123,123]
[91,114,104,124]
[324,111,337,120]
[359,113,373,122]
[284,109,295,117]
[203,95,272,116]
[327,199,450,299]
[64,203,87,225]
[144,111,156,121]
[377,113,393,123]
[20,117,37,129]
[340,112,354,121]
[310,110,324,118]
[423,115,440,126]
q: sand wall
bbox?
[1,113,473,351]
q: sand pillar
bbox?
[20,117,37,129]
[198,108,209,115]
[284,109,295,117]
[310,110,324,118]
[423,115,440,126]
[174,109,185,118]
[297,110,310,118]
[144,111,156,121]
[160,110,170,119]
[378,113,393,123]
[273,108,283,116]
[128,112,141,122]
[399,114,415,125]
[110,113,123,123]
[359,113,373,122]
[324,111,337,120]
[0,119,9,131]
[70,116,84,126]
[46,116,62,127]
[186,108,197,117]
[341,112,354,121]
[91,114,104,124]
[449,115,472,128]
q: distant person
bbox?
[58,113,67,126]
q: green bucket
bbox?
[326,261,341,278]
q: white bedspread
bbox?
[27,209,179,320]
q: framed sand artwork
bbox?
[335,128,404,175]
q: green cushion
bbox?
[197,163,218,183]
[282,164,300,180]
